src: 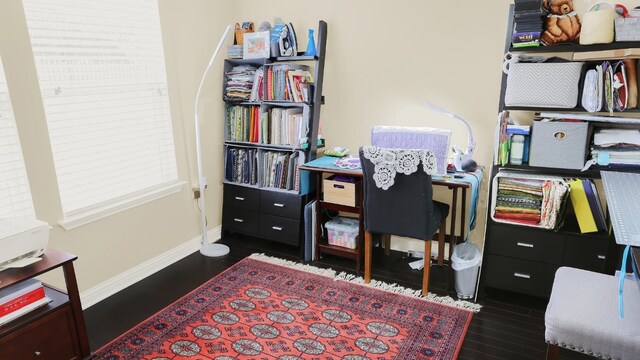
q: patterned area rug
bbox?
[93,254,475,359]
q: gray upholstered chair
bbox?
[545,267,640,360]
[359,147,449,296]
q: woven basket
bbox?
[615,17,640,41]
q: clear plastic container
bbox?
[325,217,359,249]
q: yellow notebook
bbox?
[568,179,598,233]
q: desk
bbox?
[299,156,483,274]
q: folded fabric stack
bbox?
[494,177,543,225]
[494,176,569,229]
[591,128,640,167]
[224,65,256,101]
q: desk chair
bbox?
[545,267,640,360]
[359,147,449,296]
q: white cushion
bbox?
[545,267,640,359]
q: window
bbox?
[23,0,181,228]
[0,57,36,219]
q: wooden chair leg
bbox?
[422,239,431,296]
[437,221,446,266]
[383,234,391,256]
[545,343,560,360]
[364,231,373,284]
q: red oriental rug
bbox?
[93,254,475,360]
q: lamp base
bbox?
[200,242,230,257]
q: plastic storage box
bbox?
[325,217,359,249]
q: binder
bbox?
[582,179,606,231]
[568,179,598,233]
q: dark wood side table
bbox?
[0,248,90,359]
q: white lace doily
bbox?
[362,146,437,190]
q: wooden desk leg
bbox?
[444,187,458,266]
[364,231,372,283]
[63,262,91,357]
[383,234,391,256]
[314,173,323,261]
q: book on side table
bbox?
[0,278,51,326]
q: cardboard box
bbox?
[529,121,589,170]
[323,175,360,207]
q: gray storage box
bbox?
[529,121,589,170]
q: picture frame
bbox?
[243,31,270,59]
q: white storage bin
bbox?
[325,217,359,249]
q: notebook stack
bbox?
[591,128,640,167]
[512,0,545,48]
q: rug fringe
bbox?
[249,253,482,312]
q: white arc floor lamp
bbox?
[195,25,232,257]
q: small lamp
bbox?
[424,102,477,172]
[194,25,233,257]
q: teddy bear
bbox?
[540,0,581,45]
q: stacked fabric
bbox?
[494,177,543,225]
[494,176,569,229]
[224,65,256,101]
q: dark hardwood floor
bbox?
[84,234,590,359]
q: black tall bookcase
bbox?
[221,21,327,252]
[476,6,640,299]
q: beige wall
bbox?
[0,0,617,293]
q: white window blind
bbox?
[0,58,36,219]
[23,0,179,219]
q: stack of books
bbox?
[0,279,51,325]
[591,128,640,167]
[512,0,545,48]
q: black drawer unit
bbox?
[260,190,302,219]
[563,235,609,273]
[486,224,564,264]
[222,206,259,234]
[223,184,260,210]
[259,214,300,245]
[483,255,559,297]
[222,183,307,254]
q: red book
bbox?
[0,286,46,318]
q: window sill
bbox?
[58,181,185,230]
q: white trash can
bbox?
[451,242,482,299]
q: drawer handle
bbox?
[597,255,606,260]
[35,351,41,356]
[333,184,345,189]
[516,242,534,248]
[272,226,283,231]
[513,272,531,279]
[235,196,245,201]
[233,218,244,223]
[273,203,285,208]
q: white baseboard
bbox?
[80,226,222,309]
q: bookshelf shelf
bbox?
[221,21,328,252]
[0,249,90,359]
